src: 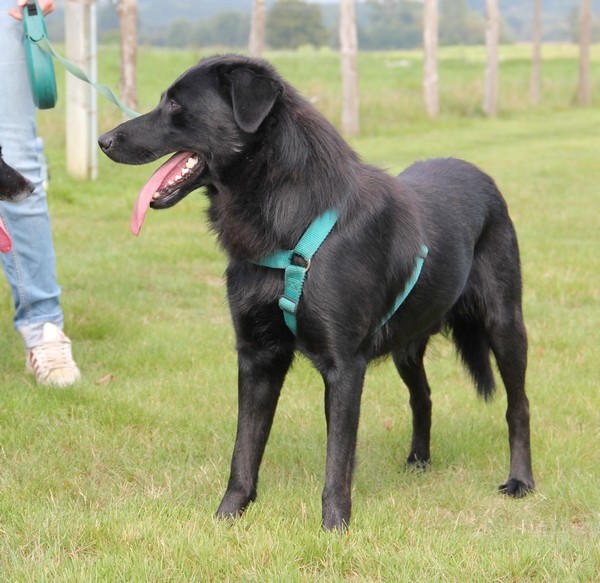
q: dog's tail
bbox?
[448,306,496,401]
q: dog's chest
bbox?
[209,192,272,260]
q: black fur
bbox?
[99,54,534,530]
[0,146,34,202]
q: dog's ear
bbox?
[228,68,281,133]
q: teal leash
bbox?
[35,36,140,119]
[251,209,428,336]
[23,0,139,118]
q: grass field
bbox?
[1,45,599,581]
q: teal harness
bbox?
[251,209,428,336]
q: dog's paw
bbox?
[215,505,245,521]
[498,477,535,498]
[216,489,255,520]
[321,505,350,532]
[321,490,351,531]
[406,453,430,471]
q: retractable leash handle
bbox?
[23,0,58,109]
[22,0,139,118]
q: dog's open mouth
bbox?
[131,151,205,236]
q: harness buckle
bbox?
[279,294,298,316]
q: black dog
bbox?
[0,146,34,202]
[99,54,534,530]
[0,146,35,252]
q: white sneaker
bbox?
[26,323,81,387]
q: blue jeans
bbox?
[0,2,64,347]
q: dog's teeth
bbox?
[152,192,159,199]
[186,157,198,169]
[175,175,182,181]
[168,180,174,186]
[182,168,189,176]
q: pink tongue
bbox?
[0,217,11,253]
[131,151,195,236]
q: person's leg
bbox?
[0,4,80,386]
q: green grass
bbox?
[1,45,599,581]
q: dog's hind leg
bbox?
[321,356,368,530]
[469,218,535,497]
[392,343,432,469]
[216,344,294,520]
[486,311,535,497]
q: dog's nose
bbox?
[98,133,113,152]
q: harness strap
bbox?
[375,244,429,332]
[251,209,428,336]
[251,209,339,335]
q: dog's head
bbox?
[98,54,284,235]
[0,146,35,204]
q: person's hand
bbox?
[8,0,55,20]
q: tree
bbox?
[360,0,422,50]
[165,18,195,48]
[116,0,138,118]
[266,0,330,49]
[483,0,499,117]
[423,0,439,118]
[439,0,485,46]
[530,0,541,105]
[249,0,266,56]
[196,12,250,48]
[578,0,592,106]
[340,0,360,136]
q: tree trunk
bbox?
[423,0,439,118]
[578,0,592,106]
[530,0,541,105]
[339,0,360,136]
[117,0,138,120]
[483,0,499,117]
[249,0,266,57]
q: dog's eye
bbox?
[168,98,182,113]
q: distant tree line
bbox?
[43,0,600,49]
[37,0,592,50]
[95,0,521,50]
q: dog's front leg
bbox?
[216,345,293,520]
[321,358,367,531]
